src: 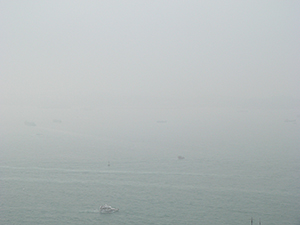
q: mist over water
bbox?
[1,104,300,224]
[1,1,300,224]
[1,107,300,225]
[1,105,299,161]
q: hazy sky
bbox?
[1,1,299,108]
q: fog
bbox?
[1,1,299,162]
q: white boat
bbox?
[99,204,119,213]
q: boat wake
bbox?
[79,209,99,213]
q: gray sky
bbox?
[1,0,299,109]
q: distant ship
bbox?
[53,119,62,123]
[284,119,296,123]
[24,121,36,127]
[178,156,185,160]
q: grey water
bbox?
[1,107,299,225]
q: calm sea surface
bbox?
[1,107,299,224]
[1,156,299,225]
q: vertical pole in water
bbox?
[251,217,253,225]
[259,218,261,225]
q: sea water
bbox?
[1,107,299,224]
[1,156,299,225]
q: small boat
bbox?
[99,204,119,213]
[178,156,185,160]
